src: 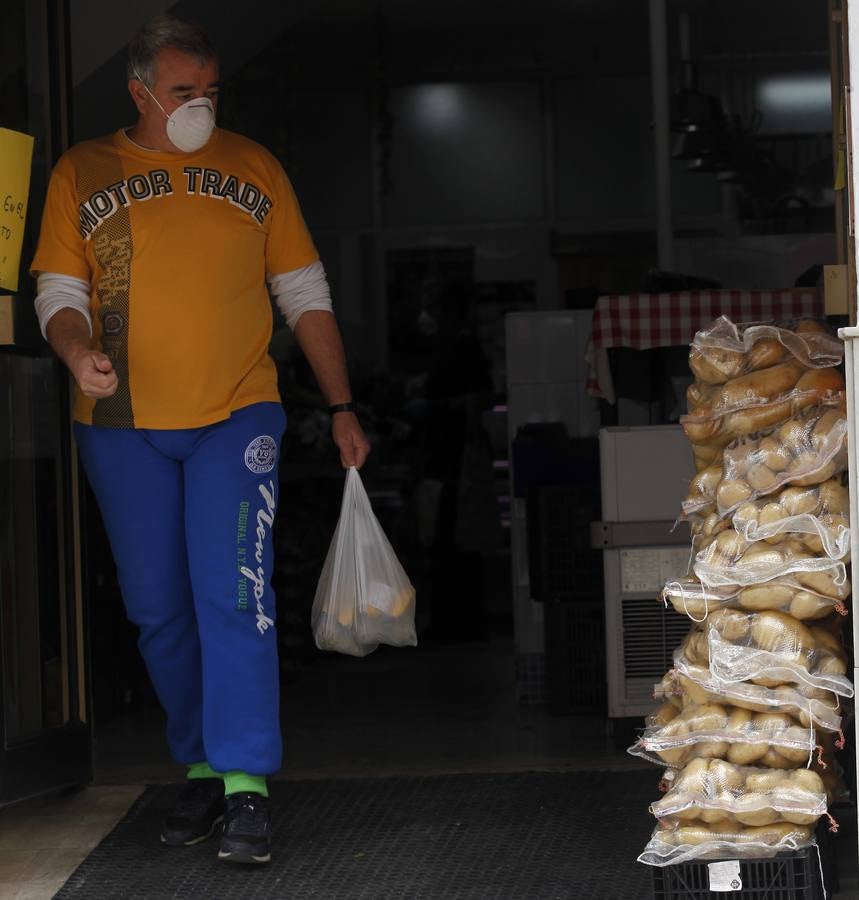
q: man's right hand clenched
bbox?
[72,350,119,398]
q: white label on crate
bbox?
[620,547,691,594]
[620,549,660,593]
[707,860,742,892]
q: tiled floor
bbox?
[0,785,143,900]
[1,636,857,898]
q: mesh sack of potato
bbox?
[665,656,844,734]
[628,700,817,769]
[662,577,847,622]
[704,609,853,698]
[730,476,850,560]
[688,316,842,386]
[711,405,848,519]
[638,817,814,866]
[650,759,828,827]
[692,531,850,597]
[682,362,844,447]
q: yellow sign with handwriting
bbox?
[0,128,35,291]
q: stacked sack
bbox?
[634,316,852,868]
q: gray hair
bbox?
[127,15,217,88]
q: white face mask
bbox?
[135,70,215,152]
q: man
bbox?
[31,15,369,865]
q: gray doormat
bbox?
[54,770,656,899]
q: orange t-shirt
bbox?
[31,128,318,428]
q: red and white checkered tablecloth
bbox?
[586,289,823,401]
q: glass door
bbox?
[0,0,91,805]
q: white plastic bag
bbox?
[311,467,417,657]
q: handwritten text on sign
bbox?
[0,128,35,291]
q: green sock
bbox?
[223,770,268,798]
[187,761,223,781]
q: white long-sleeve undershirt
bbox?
[35,272,92,338]
[267,260,334,328]
[33,260,334,338]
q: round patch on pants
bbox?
[244,435,277,473]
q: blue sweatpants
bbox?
[74,402,286,775]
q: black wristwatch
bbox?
[328,402,355,415]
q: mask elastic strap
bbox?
[132,67,170,119]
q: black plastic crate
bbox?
[526,482,603,603]
[544,599,606,715]
[651,848,828,900]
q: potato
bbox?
[754,436,788,472]
[667,805,700,822]
[739,584,794,611]
[817,478,849,515]
[717,479,753,511]
[721,362,803,406]
[689,464,723,498]
[658,746,691,766]
[698,806,729,824]
[811,409,846,450]
[727,742,769,765]
[759,747,797,769]
[701,511,724,538]
[792,460,837,487]
[683,417,724,444]
[746,338,786,370]
[735,502,760,525]
[651,701,680,728]
[726,707,753,730]
[777,744,813,764]
[733,795,780,827]
[779,485,821,516]
[796,569,851,600]
[758,501,787,531]
[709,608,750,641]
[726,401,792,438]
[695,741,730,760]
[745,770,788,793]
[683,704,729,732]
[793,367,845,405]
[684,632,710,666]
[691,346,745,382]
[675,758,711,794]
[788,591,832,621]
[712,529,745,563]
[708,760,744,792]
[781,811,820,826]
[778,418,810,451]
[801,533,825,555]
[679,676,713,706]
[692,443,722,470]
[753,711,794,732]
[742,545,785,569]
[750,611,813,658]
[814,654,847,677]
[790,769,825,793]
[745,464,777,492]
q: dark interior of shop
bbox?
[1,0,859,897]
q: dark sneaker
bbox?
[218,792,271,864]
[161,778,224,846]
